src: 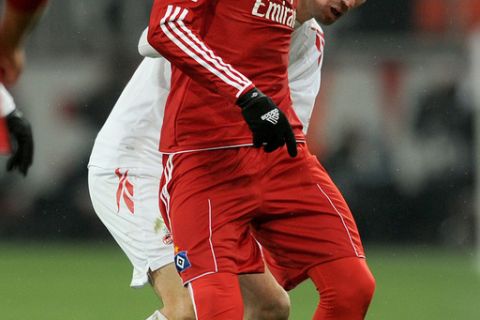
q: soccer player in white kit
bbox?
[88,1,364,319]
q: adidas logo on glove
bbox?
[261,109,280,125]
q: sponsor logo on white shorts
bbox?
[115,168,134,214]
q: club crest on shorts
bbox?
[175,251,191,272]
[163,233,173,245]
[154,218,174,245]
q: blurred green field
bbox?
[0,243,479,319]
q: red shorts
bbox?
[160,144,365,288]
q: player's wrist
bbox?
[6,109,26,132]
[237,88,268,110]
[6,109,22,120]
[5,107,33,176]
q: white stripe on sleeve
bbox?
[159,5,251,96]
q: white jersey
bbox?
[88,19,324,172]
[290,19,325,133]
[0,84,16,117]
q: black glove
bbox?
[6,109,33,176]
[237,88,297,157]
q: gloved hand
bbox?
[237,88,297,157]
[6,109,33,175]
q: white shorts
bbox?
[88,166,174,288]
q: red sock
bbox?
[189,272,244,320]
[308,257,375,320]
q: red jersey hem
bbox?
[159,137,306,155]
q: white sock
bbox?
[145,310,168,320]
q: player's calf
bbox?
[246,297,290,320]
[159,306,195,320]
[239,271,290,320]
[308,257,375,320]
[148,264,196,320]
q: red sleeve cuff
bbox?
[7,0,47,12]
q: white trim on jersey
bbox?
[185,271,217,285]
[160,154,175,230]
[177,19,251,86]
[160,5,252,97]
[188,284,199,319]
[153,140,307,155]
[208,199,219,272]
[316,184,365,258]
[0,84,16,117]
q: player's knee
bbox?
[309,258,375,318]
[253,290,290,320]
[163,308,196,320]
[271,291,290,320]
[161,297,195,320]
[340,268,375,311]
[332,264,375,316]
[160,289,196,320]
[253,294,290,320]
[358,268,376,304]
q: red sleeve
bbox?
[148,0,254,102]
[6,0,47,12]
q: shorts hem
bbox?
[129,255,175,288]
[285,255,367,291]
[149,254,175,273]
[183,271,217,286]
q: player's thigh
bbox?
[168,184,263,284]
[254,144,365,290]
[88,167,173,286]
[161,151,263,284]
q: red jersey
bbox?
[148,0,305,153]
[7,0,47,12]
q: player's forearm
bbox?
[148,1,253,102]
[7,0,47,12]
[0,0,47,48]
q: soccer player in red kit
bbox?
[0,0,44,174]
[0,84,33,175]
[147,0,374,319]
